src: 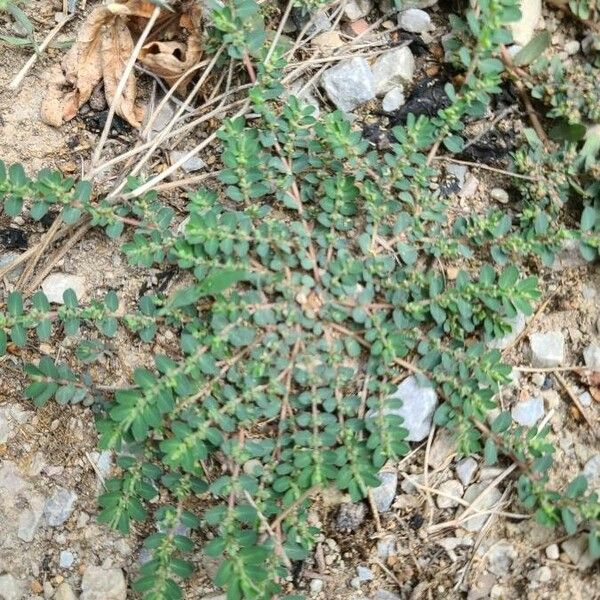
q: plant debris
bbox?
[41,0,202,128]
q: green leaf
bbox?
[513,31,550,66]
[561,507,577,535]
[491,411,511,433]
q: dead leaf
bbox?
[590,386,600,403]
[139,38,200,92]
[101,16,144,128]
[41,6,111,126]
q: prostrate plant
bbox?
[0,1,599,599]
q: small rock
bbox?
[579,391,593,407]
[371,471,397,513]
[456,457,478,487]
[54,583,77,600]
[41,273,87,304]
[312,31,344,52]
[43,487,77,527]
[398,8,431,33]
[564,40,580,55]
[383,375,438,442]
[81,566,126,600]
[371,46,415,96]
[292,9,332,37]
[490,187,509,204]
[346,18,370,36]
[377,536,396,559]
[509,0,542,45]
[356,565,374,582]
[487,312,526,350]
[343,0,373,21]
[583,344,600,371]
[59,550,75,568]
[309,579,324,595]
[583,454,600,493]
[428,429,455,468]
[89,450,112,479]
[545,544,559,560]
[31,580,44,594]
[437,479,464,509]
[511,397,545,427]
[372,591,402,600]
[149,100,176,135]
[459,483,502,532]
[0,252,24,283]
[170,151,206,173]
[446,164,467,189]
[459,174,479,198]
[561,535,587,564]
[552,239,588,270]
[382,86,405,112]
[528,565,552,584]
[487,541,517,577]
[0,574,26,600]
[17,496,45,542]
[529,331,565,368]
[321,57,376,112]
[335,502,366,531]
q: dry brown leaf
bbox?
[590,386,600,403]
[41,6,111,126]
[101,16,144,128]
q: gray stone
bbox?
[309,579,324,595]
[372,591,402,600]
[371,471,397,513]
[583,454,600,493]
[579,391,593,407]
[456,457,478,487]
[509,0,542,45]
[564,40,580,55]
[343,0,373,20]
[17,495,45,542]
[0,574,26,600]
[380,0,437,9]
[561,535,587,564]
[486,541,516,577]
[0,252,24,283]
[528,566,552,584]
[382,375,438,442]
[491,187,509,204]
[89,450,112,479]
[59,550,75,568]
[398,9,431,33]
[150,100,176,135]
[552,239,588,270]
[459,483,502,532]
[371,46,415,96]
[511,397,544,427]
[170,151,206,173]
[428,429,455,468]
[321,57,376,112]
[446,164,467,189]
[583,344,600,371]
[81,566,126,600]
[545,544,559,560]
[54,583,77,600]
[487,312,526,350]
[529,331,565,368]
[356,565,374,582]
[43,487,77,526]
[437,479,463,509]
[41,273,87,304]
[335,502,366,531]
[382,86,405,112]
[305,11,332,37]
[376,536,396,559]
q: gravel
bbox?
[583,344,600,371]
[459,483,502,532]
[335,502,366,531]
[371,470,398,512]
[456,457,478,487]
[382,86,405,111]
[511,397,545,427]
[529,331,565,368]
[383,375,438,442]
[437,479,464,509]
[343,0,373,20]
[81,566,127,600]
[398,8,431,33]
[321,57,376,112]
[41,273,87,304]
[371,46,415,95]
[43,487,78,527]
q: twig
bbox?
[9,13,75,90]
[515,365,587,373]
[553,371,597,434]
[433,156,539,182]
[91,6,161,167]
[368,489,383,532]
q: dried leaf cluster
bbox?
[41,0,202,128]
